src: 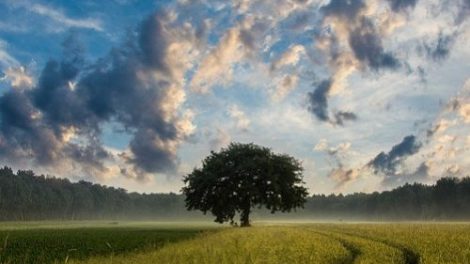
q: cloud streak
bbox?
[30,3,103,31]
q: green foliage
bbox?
[182,143,308,226]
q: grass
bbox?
[315,223,470,263]
[72,226,351,264]
[0,221,219,264]
[1,221,470,263]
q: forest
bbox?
[0,166,469,221]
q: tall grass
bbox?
[317,223,470,263]
[2,222,470,263]
[74,227,351,264]
[0,222,210,264]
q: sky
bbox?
[0,0,469,194]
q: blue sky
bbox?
[0,0,469,194]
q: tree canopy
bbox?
[182,142,309,226]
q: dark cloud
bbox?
[369,135,422,175]
[417,66,427,83]
[139,13,169,73]
[0,90,58,165]
[307,79,331,122]
[386,0,418,12]
[307,80,358,125]
[349,18,400,71]
[239,19,270,54]
[333,111,358,126]
[321,0,366,21]
[455,0,470,24]
[319,0,402,72]
[239,29,256,51]
[292,0,310,4]
[129,129,176,173]
[423,32,456,62]
[0,11,193,179]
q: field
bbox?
[0,221,469,263]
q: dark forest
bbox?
[1,166,469,221]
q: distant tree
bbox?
[182,142,309,227]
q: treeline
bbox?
[1,166,470,221]
[304,177,470,220]
[0,167,197,221]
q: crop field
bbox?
[0,222,469,264]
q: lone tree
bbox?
[182,142,308,227]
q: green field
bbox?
[1,221,469,263]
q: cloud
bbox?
[427,118,456,138]
[453,0,470,24]
[382,161,429,187]
[310,0,404,126]
[307,79,357,125]
[314,139,351,156]
[0,40,18,68]
[423,31,456,62]
[314,139,357,188]
[329,167,359,189]
[0,11,196,180]
[313,139,329,152]
[270,45,305,71]
[29,3,103,31]
[307,79,331,122]
[320,0,365,21]
[348,18,400,71]
[333,111,358,126]
[271,74,298,102]
[228,105,250,131]
[459,104,470,123]
[368,135,422,175]
[190,17,264,93]
[2,67,34,88]
[386,0,419,13]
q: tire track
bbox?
[312,231,360,264]
[313,230,414,264]
[337,231,420,264]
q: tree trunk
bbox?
[240,206,251,227]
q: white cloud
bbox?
[270,45,305,71]
[2,67,34,88]
[30,3,103,32]
[459,104,470,123]
[228,105,251,131]
[271,74,298,102]
[314,139,329,151]
[190,18,255,93]
[0,40,18,68]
